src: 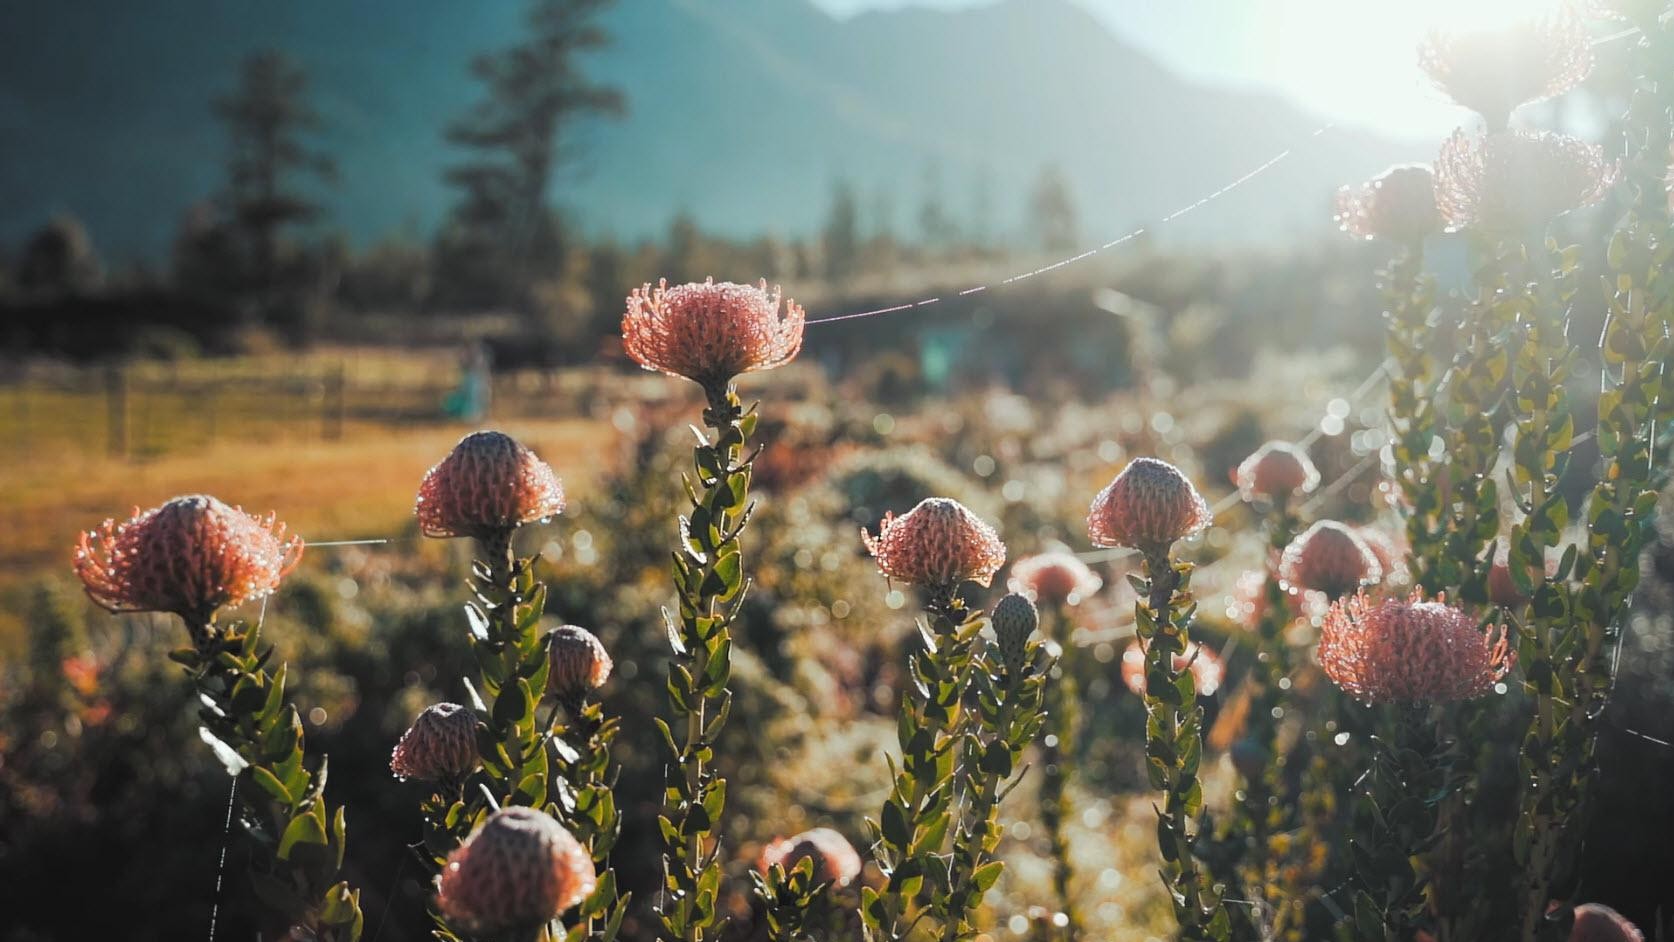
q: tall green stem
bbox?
[179,618,363,940]
[1137,546,1230,941]
[656,386,755,942]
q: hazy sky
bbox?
[809,0,1567,140]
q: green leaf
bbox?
[277,807,328,861]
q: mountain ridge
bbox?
[0,0,1430,261]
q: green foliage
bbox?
[752,857,828,942]
[1134,548,1232,941]
[862,582,1050,942]
[657,386,757,942]
[940,617,1050,942]
[862,596,985,942]
[1346,703,1455,942]
[175,618,362,941]
[557,700,632,942]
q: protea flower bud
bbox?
[1333,165,1443,244]
[1570,903,1644,942]
[862,497,1007,594]
[757,827,863,889]
[1436,129,1616,232]
[1279,521,1383,599]
[1234,441,1321,503]
[73,495,302,626]
[991,593,1038,672]
[1008,551,1103,607]
[622,277,805,393]
[390,702,479,784]
[437,806,596,934]
[1418,9,1592,129]
[1318,589,1514,705]
[1087,457,1212,553]
[1120,639,1224,697]
[548,624,613,707]
[415,430,565,541]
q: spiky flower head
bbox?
[1318,589,1514,705]
[1436,129,1616,232]
[547,625,613,706]
[622,277,805,391]
[73,495,302,625]
[991,593,1038,671]
[416,430,565,541]
[1418,8,1592,129]
[1280,521,1383,599]
[1008,551,1103,607]
[757,827,863,889]
[437,807,596,934]
[862,497,1007,593]
[390,703,479,783]
[1235,440,1321,503]
[1087,457,1212,553]
[1334,165,1443,244]
[1570,903,1644,942]
[1120,639,1224,698]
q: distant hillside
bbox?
[0,0,1432,260]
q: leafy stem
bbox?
[176,617,363,941]
[1136,546,1231,942]
[656,385,755,942]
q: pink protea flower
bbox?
[1279,521,1383,599]
[390,702,479,783]
[1234,440,1321,503]
[73,495,302,625]
[1121,639,1225,698]
[757,827,863,889]
[548,625,613,705]
[415,430,565,541]
[1436,129,1617,232]
[862,497,1007,592]
[1570,903,1645,942]
[1008,550,1103,607]
[622,277,805,391]
[1333,165,1443,244]
[1318,589,1515,705]
[1418,9,1592,128]
[1087,457,1212,552]
[437,806,596,934]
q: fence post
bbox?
[105,364,127,459]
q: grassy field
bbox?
[0,347,626,644]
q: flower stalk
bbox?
[1136,545,1232,941]
[178,617,365,941]
[655,385,756,942]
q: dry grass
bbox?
[0,413,616,644]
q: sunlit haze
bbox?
[813,0,1576,140]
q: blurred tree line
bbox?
[0,0,1092,365]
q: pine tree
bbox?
[214,51,334,299]
[436,0,624,309]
